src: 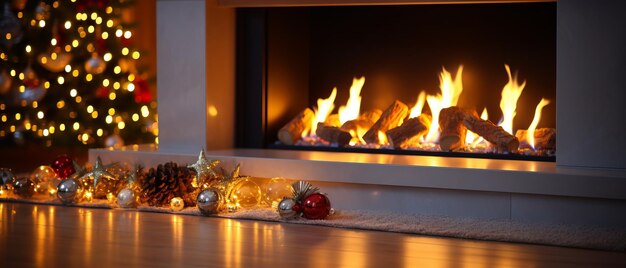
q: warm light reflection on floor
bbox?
[82,208,93,267]
[0,203,4,233]
[172,215,184,258]
[252,222,260,260]
[107,210,114,250]
[223,219,243,268]
[35,206,46,267]
[339,233,367,267]
[1,203,624,267]
[134,212,140,262]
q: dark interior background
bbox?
[239,2,556,149]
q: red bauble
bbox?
[95,38,107,54]
[133,77,153,103]
[96,86,109,98]
[121,36,132,47]
[76,0,89,12]
[77,0,109,12]
[51,155,75,179]
[302,193,331,220]
[96,0,108,9]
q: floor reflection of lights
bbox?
[223,219,243,268]
[172,215,184,259]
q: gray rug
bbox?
[3,197,626,251]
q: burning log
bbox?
[316,122,352,146]
[277,108,314,145]
[341,109,382,134]
[386,114,431,149]
[363,100,409,144]
[359,109,383,123]
[438,107,468,151]
[515,128,556,150]
[463,111,519,153]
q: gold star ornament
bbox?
[82,156,119,189]
[187,149,220,187]
[211,163,242,195]
[69,160,87,180]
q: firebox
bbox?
[236,2,556,161]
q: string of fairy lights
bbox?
[0,0,157,147]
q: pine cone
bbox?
[139,162,196,207]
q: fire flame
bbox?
[377,131,388,145]
[338,77,365,125]
[527,98,550,149]
[352,127,369,145]
[466,108,489,147]
[499,64,526,135]
[424,66,464,143]
[348,129,365,146]
[311,88,337,135]
[288,64,551,154]
[409,91,426,119]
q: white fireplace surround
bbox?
[91,0,626,228]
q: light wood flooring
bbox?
[1,202,625,267]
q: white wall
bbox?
[557,0,626,169]
[156,0,235,153]
[156,0,207,154]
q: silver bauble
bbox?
[12,177,35,198]
[57,178,83,204]
[85,54,107,74]
[0,70,12,94]
[277,198,299,219]
[197,188,222,215]
[0,168,14,187]
[116,188,137,208]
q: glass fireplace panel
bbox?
[236,2,556,161]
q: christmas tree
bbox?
[0,0,157,148]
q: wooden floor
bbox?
[1,203,625,267]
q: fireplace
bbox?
[90,0,626,228]
[236,3,557,161]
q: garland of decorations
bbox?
[0,150,333,220]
